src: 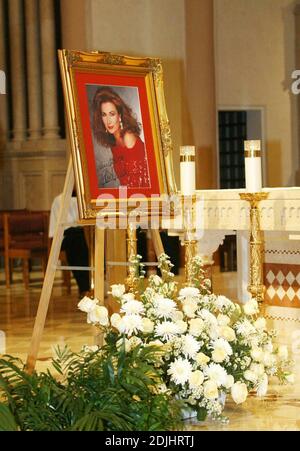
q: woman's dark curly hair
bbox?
[92,86,141,147]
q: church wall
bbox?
[214,0,299,188]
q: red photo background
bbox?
[74,71,161,199]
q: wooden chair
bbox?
[4,211,49,289]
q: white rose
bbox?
[277,345,288,361]
[212,348,227,363]
[286,373,295,384]
[172,310,184,322]
[78,296,97,313]
[250,363,265,376]
[231,382,248,404]
[217,314,230,326]
[256,373,268,397]
[195,352,210,366]
[254,317,266,330]
[182,300,198,318]
[110,284,126,298]
[243,299,259,315]
[87,305,109,326]
[111,313,122,329]
[189,318,205,337]
[175,320,188,334]
[224,374,234,389]
[250,346,264,362]
[189,370,204,388]
[219,326,236,342]
[244,370,258,383]
[142,318,154,333]
[262,352,276,367]
[203,380,219,400]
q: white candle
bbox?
[244,140,262,192]
[180,146,196,196]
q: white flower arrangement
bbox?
[78,254,293,421]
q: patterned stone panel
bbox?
[264,262,300,308]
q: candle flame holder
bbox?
[239,192,269,313]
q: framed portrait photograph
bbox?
[58,49,177,221]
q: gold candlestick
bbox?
[239,192,269,311]
[126,223,138,292]
[182,194,197,286]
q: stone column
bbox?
[25,0,42,140]
[8,0,26,141]
[0,0,8,143]
[184,0,217,189]
[295,4,300,185]
[40,0,59,139]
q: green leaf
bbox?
[197,407,207,422]
[0,403,18,431]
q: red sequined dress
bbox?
[112,137,150,187]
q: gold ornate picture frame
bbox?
[58,49,177,221]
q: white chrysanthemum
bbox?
[153,296,177,319]
[167,357,193,385]
[87,305,109,326]
[243,299,259,316]
[214,295,234,311]
[212,338,232,363]
[181,334,201,358]
[256,373,268,397]
[121,292,135,302]
[117,314,143,335]
[179,287,200,298]
[110,284,126,297]
[120,299,145,315]
[189,370,204,389]
[205,363,228,387]
[235,319,256,337]
[155,321,180,341]
[200,309,218,327]
[189,318,205,337]
[78,296,97,313]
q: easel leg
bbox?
[26,158,74,373]
[93,227,105,347]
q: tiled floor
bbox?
[0,266,299,431]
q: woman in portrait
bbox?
[92,86,150,188]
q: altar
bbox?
[163,186,300,319]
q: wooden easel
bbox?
[26,158,164,372]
